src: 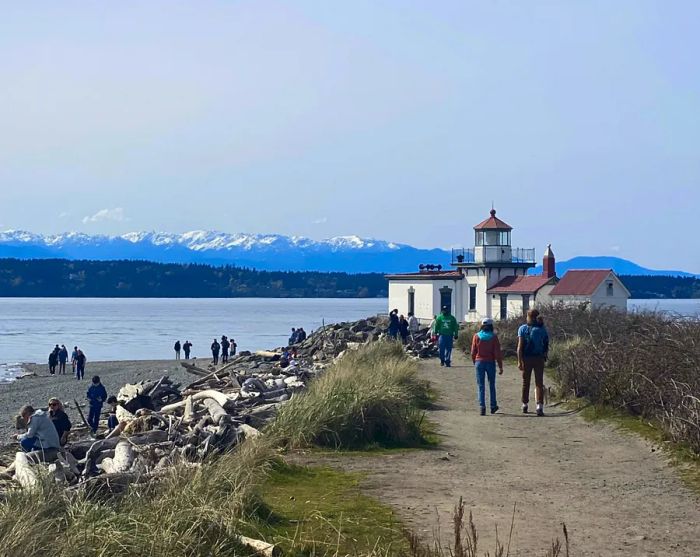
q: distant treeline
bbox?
[620,275,700,299]
[0,259,388,298]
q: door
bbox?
[500,295,508,319]
[408,288,415,315]
[439,287,452,313]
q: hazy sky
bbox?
[1,1,698,271]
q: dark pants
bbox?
[212,352,219,364]
[438,335,454,366]
[175,350,181,360]
[59,361,66,374]
[107,415,119,431]
[184,350,190,360]
[88,404,102,432]
[76,363,85,380]
[222,350,229,363]
[522,356,545,405]
[20,438,58,461]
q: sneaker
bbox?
[491,405,499,414]
[536,405,544,417]
[522,404,528,414]
[445,362,451,368]
[440,361,445,367]
[480,407,486,416]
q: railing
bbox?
[451,247,536,265]
[451,248,475,265]
[512,248,536,263]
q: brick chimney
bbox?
[543,244,556,278]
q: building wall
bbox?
[388,280,463,321]
[590,275,629,311]
[534,283,556,306]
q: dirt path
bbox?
[302,353,700,556]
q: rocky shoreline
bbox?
[0,315,436,493]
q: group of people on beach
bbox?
[173,340,193,360]
[387,310,420,343]
[47,345,87,380]
[288,327,307,345]
[15,375,119,461]
[210,335,237,365]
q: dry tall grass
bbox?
[268,341,431,448]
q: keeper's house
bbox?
[549,270,630,311]
[386,209,629,323]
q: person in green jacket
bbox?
[434,305,459,367]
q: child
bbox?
[106,395,119,432]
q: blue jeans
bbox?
[88,404,102,432]
[438,335,454,366]
[475,360,497,410]
[20,437,38,452]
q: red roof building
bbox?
[487,274,556,295]
[474,209,513,230]
[550,269,630,311]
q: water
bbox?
[628,299,700,317]
[0,297,387,381]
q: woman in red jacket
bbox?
[470,318,504,415]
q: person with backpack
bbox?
[517,309,549,416]
[470,318,504,415]
[174,340,181,360]
[183,340,192,359]
[434,306,459,367]
[86,375,108,435]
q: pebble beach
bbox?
[0,359,197,445]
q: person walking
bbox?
[75,348,87,380]
[183,340,192,359]
[86,375,108,435]
[48,346,59,375]
[174,340,181,360]
[58,345,69,374]
[71,346,79,375]
[211,338,220,365]
[387,309,400,340]
[398,314,410,344]
[434,306,459,367]
[48,398,72,445]
[517,309,549,416]
[16,405,61,461]
[221,336,230,364]
[407,312,420,339]
[470,318,504,415]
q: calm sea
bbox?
[0,297,387,382]
[1,297,699,383]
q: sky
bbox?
[0,1,698,272]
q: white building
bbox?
[549,269,630,311]
[386,209,557,323]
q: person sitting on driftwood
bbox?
[15,405,61,461]
[48,398,72,445]
[106,396,120,432]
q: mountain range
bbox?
[0,230,695,277]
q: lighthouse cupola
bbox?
[473,209,513,264]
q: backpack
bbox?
[523,325,548,357]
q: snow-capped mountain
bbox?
[0,230,450,273]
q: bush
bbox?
[268,341,431,448]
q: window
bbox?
[475,230,510,246]
[522,294,530,315]
[469,285,477,311]
[439,286,452,313]
[500,294,508,319]
[606,282,614,296]
[408,288,415,314]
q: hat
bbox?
[441,305,449,311]
[481,318,494,326]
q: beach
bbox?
[0,359,195,445]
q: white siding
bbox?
[388,279,463,321]
[590,274,629,311]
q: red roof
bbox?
[474,209,513,230]
[487,274,555,294]
[549,270,613,296]
[385,270,463,280]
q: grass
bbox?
[268,342,433,449]
[255,461,408,556]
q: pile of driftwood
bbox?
[3,316,435,495]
